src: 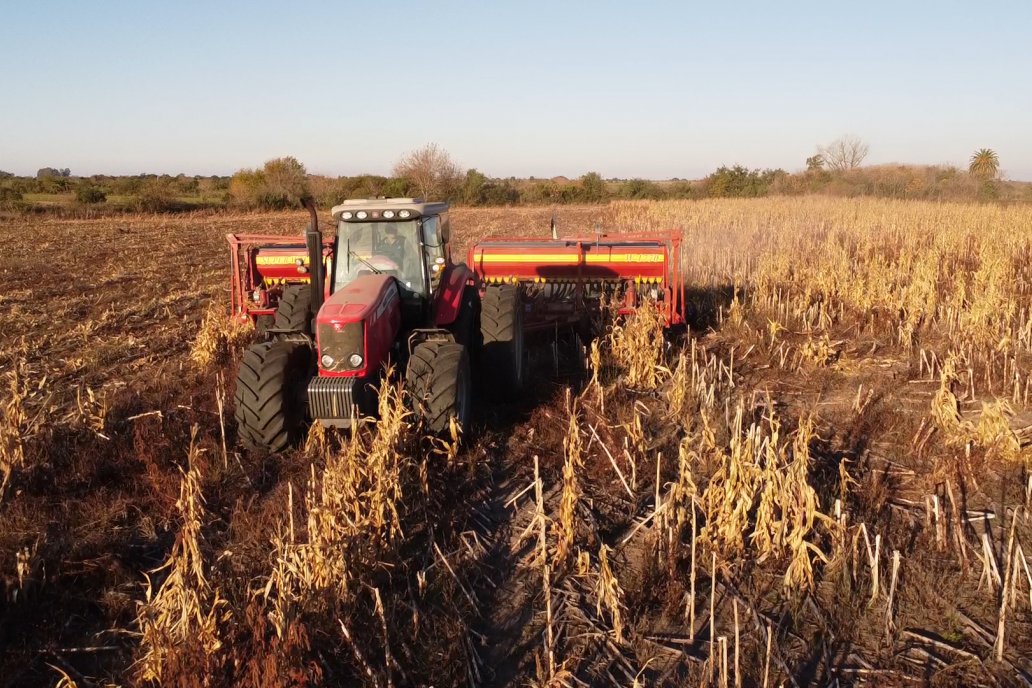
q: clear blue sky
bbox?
[1,0,1030,179]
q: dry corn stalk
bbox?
[136,427,229,683]
[608,300,666,389]
[0,364,28,501]
[595,544,625,644]
[995,508,1020,661]
[701,407,831,591]
[263,379,412,635]
[553,391,582,568]
[534,456,556,679]
[190,302,253,367]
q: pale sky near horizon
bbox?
[1,1,1030,180]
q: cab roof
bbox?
[330,197,449,220]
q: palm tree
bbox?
[969,148,1000,179]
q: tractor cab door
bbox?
[421,215,448,297]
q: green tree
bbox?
[579,172,607,202]
[137,179,176,212]
[482,179,520,205]
[703,166,783,198]
[619,178,665,200]
[968,148,1000,179]
[263,156,310,204]
[229,157,311,209]
[0,187,23,210]
[522,180,561,204]
[348,174,389,199]
[461,168,489,205]
[75,184,107,205]
[383,177,411,198]
[228,168,267,208]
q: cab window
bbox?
[421,216,445,287]
[334,220,423,295]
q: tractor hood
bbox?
[315,273,401,377]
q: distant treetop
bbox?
[969,148,1000,180]
[818,135,868,171]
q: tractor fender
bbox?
[434,263,475,327]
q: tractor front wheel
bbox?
[480,284,525,398]
[274,284,313,334]
[234,340,312,453]
[405,340,472,435]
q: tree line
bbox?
[0,139,1021,214]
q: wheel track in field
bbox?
[462,381,669,686]
[455,385,572,686]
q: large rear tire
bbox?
[274,284,312,334]
[405,340,472,435]
[480,284,525,398]
[234,340,312,453]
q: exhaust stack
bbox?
[303,197,325,320]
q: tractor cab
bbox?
[329,198,452,328]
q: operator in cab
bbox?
[377,224,408,269]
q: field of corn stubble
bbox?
[2,197,1032,687]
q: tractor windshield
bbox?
[334,220,424,295]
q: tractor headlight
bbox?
[356,211,368,220]
[382,210,395,219]
[341,211,353,220]
[398,210,411,218]
[320,354,335,369]
[348,353,364,368]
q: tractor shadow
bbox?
[679,283,737,333]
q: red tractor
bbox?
[227,198,684,453]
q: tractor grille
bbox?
[317,321,364,372]
[307,374,377,427]
[308,376,357,422]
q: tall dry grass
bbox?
[610,197,1032,375]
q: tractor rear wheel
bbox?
[274,284,312,334]
[480,284,525,398]
[405,340,472,434]
[234,340,312,453]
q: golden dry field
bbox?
[2,198,1032,686]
